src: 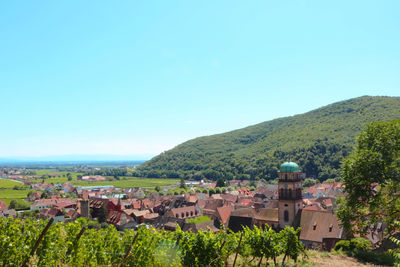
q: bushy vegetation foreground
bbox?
[0,217,304,266]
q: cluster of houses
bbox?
[0,162,386,251]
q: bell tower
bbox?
[278,162,303,228]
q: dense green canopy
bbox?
[337,120,400,237]
[138,96,400,181]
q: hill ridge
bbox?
[138,96,400,181]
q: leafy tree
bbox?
[245,226,282,266]
[180,178,186,189]
[303,178,318,187]
[154,185,161,192]
[279,226,304,264]
[41,191,50,199]
[337,120,400,237]
[208,188,215,196]
[8,200,17,209]
[390,221,400,264]
[216,178,225,187]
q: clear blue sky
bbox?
[1,1,399,159]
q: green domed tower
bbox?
[278,162,303,228]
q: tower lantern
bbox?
[278,162,303,228]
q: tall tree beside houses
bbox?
[337,120,400,238]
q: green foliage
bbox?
[187,216,211,224]
[244,226,282,265]
[389,221,400,264]
[0,217,305,266]
[302,178,318,187]
[0,179,22,189]
[216,178,225,187]
[179,178,186,189]
[138,96,400,181]
[8,199,30,210]
[334,238,394,266]
[279,226,304,263]
[334,238,371,252]
[337,120,400,237]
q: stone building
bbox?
[278,162,303,228]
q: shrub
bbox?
[334,240,350,251]
[334,238,371,252]
[334,238,394,265]
[349,237,372,251]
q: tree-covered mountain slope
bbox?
[138,96,400,181]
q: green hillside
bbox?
[138,96,400,181]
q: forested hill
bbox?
[137,96,400,181]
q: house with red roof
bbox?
[0,200,7,210]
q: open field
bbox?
[0,188,32,209]
[0,176,178,204]
[0,179,23,189]
[72,177,179,188]
[0,189,32,199]
[2,198,31,207]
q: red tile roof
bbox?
[0,201,7,210]
[217,206,232,225]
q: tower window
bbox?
[284,204,288,207]
[313,223,317,230]
[284,210,289,222]
[329,224,333,232]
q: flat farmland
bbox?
[24,169,85,184]
[72,177,179,188]
[0,179,23,189]
[0,189,31,199]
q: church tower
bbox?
[278,162,303,228]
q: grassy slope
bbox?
[139,96,400,180]
[229,250,368,266]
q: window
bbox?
[176,214,179,218]
[289,188,292,197]
[313,223,317,230]
[181,212,184,218]
[284,210,289,222]
[190,211,193,216]
[329,224,333,232]
[186,212,189,217]
[284,204,288,207]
